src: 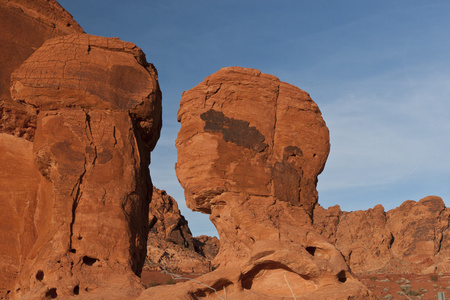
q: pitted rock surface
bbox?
[139,67,372,299]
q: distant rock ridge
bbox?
[146,187,219,273]
[313,195,450,275]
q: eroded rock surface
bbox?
[139,67,371,299]
[146,187,216,273]
[3,33,161,299]
[314,196,450,275]
[0,0,83,141]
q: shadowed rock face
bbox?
[139,67,372,299]
[146,187,217,273]
[314,196,450,275]
[2,33,161,299]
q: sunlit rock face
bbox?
[3,33,161,299]
[314,196,450,275]
[139,67,372,299]
[0,0,82,296]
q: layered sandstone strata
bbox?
[2,33,161,299]
[140,67,372,299]
[314,195,450,275]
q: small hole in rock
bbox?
[36,270,44,281]
[337,270,347,283]
[83,256,99,266]
[70,249,76,253]
[73,285,79,295]
[193,290,206,297]
[45,288,58,298]
[306,247,316,256]
[77,236,82,240]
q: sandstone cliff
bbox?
[314,196,450,275]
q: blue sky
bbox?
[58,1,450,237]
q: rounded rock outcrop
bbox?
[140,67,372,299]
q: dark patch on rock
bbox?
[200,109,267,152]
[98,149,113,164]
[271,146,303,204]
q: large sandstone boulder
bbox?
[140,67,371,299]
[0,0,83,141]
[314,196,450,274]
[3,33,161,299]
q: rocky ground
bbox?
[358,273,450,300]
[141,270,450,300]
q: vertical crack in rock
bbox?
[69,111,97,251]
[113,126,117,147]
[436,206,446,254]
[84,111,98,166]
[273,83,280,150]
[69,161,85,252]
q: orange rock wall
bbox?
[314,196,450,275]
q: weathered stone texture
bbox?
[0,0,83,141]
[139,67,372,299]
[2,33,161,299]
[314,196,450,275]
[146,187,215,273]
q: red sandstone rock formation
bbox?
[139,67,372,299]
[0,0,83,141]
[0,1,83,297]
[314,196,450,275]
[193,235,220,262]
[146,187,216,273]
[2,32,161,299]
